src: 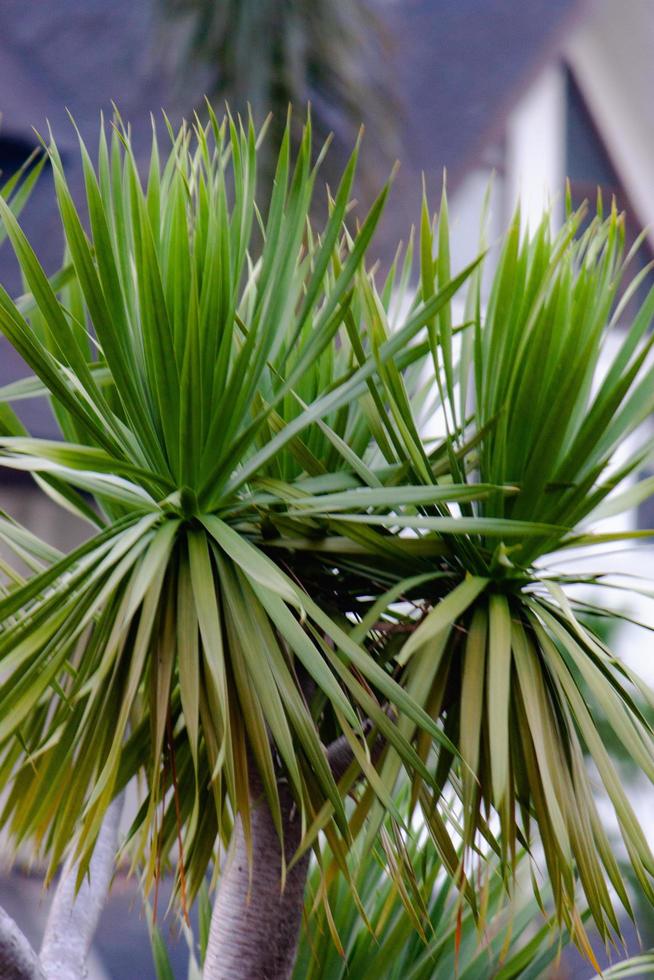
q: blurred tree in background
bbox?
[159,0,397,186]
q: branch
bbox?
[0,907,44,980]
[203,771,309,980]
[40,794,124,980]
[326,716,387,783]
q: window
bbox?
[0,133,41,183]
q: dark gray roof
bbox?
[0,0,178,143]
[0,0,585,438]
[377,0,586,261]
[392,0,584,184]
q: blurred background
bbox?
[1,1,654,976]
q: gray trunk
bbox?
[203,775,310,980]
[40,793,123,980]
[0,907,45,980]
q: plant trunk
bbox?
[203,773,310,980]
[0,908,45,980]
[40,793,123,980]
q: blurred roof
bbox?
[374,0,588,266]
[0,0,177,144]
[387,0,585,190]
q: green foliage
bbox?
[294,821,565,980]
[599,956,654,978]
[0,111,479,905]
[1,110,654,967]
[331,197,654,950]
[145,813,654,980]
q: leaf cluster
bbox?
[0,113,653,959]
